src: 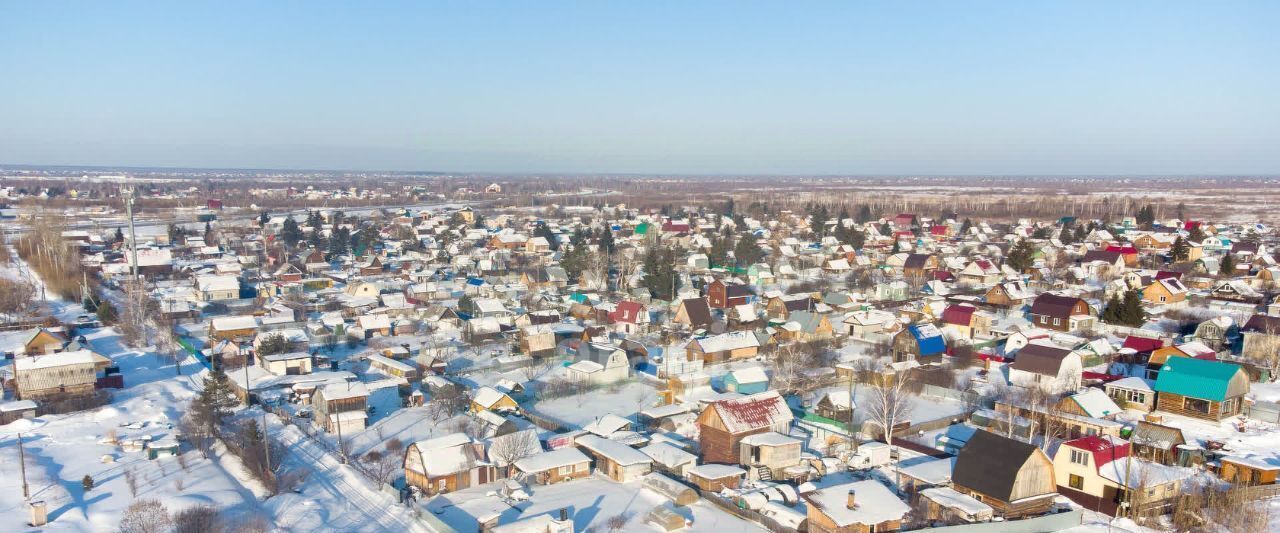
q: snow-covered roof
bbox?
[695,330,760,353]
[1068,388,1122,418]
[210,315,258,331]
[472,386,511,409]
[14,349,110,371]
[919,487,992,516]
[575,434,651,466]
[639,442,697,468]
[318,382,368,401]
[802,480,910,527]
[513,447,590,473]
[739,432,800,447]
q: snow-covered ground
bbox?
[424,474,767,533]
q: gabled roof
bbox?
[1029,294,1084,319]
[952,430,1043,502]
[1121,335,1165,353]
[1009,344,1073,377]
[1153,357,1245,402]
[707,390,792,434]
[908,324,946,356]
[941,305,977,326]
[1062,435,1129,471]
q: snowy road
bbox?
[268,417,432,533]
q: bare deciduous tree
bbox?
[118,499,172,533]
[864,371,916,446]
[488,429,540,477]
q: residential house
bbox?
[686,331,761,364]
[723,366,769,395]
[891,324,946,364]
[673,297,714,331]
[195,274,240,301]
[575,434,652,483]
[1008,343,1083,394]
[471,386,519,413]
[1152,357,1248,421]
[1241,314,1280,361]
[404,433,495,496]
[1053,435,1189,516]
[984,281,1035,307]
[567,342,630,385]
[802,480,911,533]
[11,349,113,401]
[708,279,753,309]
[512,447,592,485]
[697,390,793,464]
[1028,294,1092,333]
[951,430,1057,518]
[312,382,368,434]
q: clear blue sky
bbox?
[2,1,1277,174]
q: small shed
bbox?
[723,366,769,395]
[642,472,699,505]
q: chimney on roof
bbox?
[559,508,570,521]
[846,489,857,510]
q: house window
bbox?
[1070,450,1089,465]
[1159,296,1167,302]
[558,465,574,475]
[1053,318,1061,326]
[1184,397,1211,414]
[1040,316,1048,324]
[1069,474,1084,490]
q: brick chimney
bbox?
[846,489,857,510]
[559,508,570,521]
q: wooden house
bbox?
[951,430,1057,518]
[739,432,804,482]
[1129,421,1185,466]
[208,315,259,342]
[575,434,652,483]
[802,480,911,533]
[673,297,714,330]
[404,433,495,496]
[983,281,1034,307]
[12,349,113,401]
[20,327,67,356]
[1141,277,1188,305]
[1152,357,1248,421]
[686,464,746,492]
[891,324,946,364]
[470,386,519,413]
[696,390,793,464]
[707,279,753,309]
[1219,456,1280,486]
[512,447,592,485]
[312,382,368,434]
[686,331,760,364]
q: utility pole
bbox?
[123,182,139,283]
[18,432,29,500]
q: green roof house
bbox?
[1153,357,1248,421]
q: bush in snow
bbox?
[118,499,171,533]
[81,475,94,491]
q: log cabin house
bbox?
[1152,357,1248,421]
[512,447,592,485]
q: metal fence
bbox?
[1245,401,1280,424]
